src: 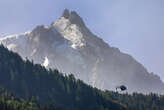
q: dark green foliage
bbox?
[0,87,45,110]
[0,45,126,110]
[103,91,164,110]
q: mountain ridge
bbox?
[0,9,163,94]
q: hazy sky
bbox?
[0,0,164,81]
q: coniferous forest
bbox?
[102,91,164,110]
[0,87,47,110]
[0,44,164,110]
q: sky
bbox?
[0,0,164,81]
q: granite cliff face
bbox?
[1,9,164,94]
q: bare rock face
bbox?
[69,11,86,27]
[62,9,70,19]
[1,9,164,94]
[62,9,85,27]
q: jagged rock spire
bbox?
[69,11,85,27]
[62,9,70,19]
[61,9,85,27]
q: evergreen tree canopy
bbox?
[0,45,126,110]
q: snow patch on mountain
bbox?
[7,43,17,50]
[0,31,31,50]
[0,31,30,41]
[42,57,49,67]
[52,17,70,32]
[52,17,86,49]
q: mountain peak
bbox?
[62,9,70,19]
[61,9,85,27]
[2,9,164,94]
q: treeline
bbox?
[0,44,126,110]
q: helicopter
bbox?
[116,85,127,92]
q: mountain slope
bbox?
[1,45,164,110]
[0,9,164,94]
[0,45,126,110]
